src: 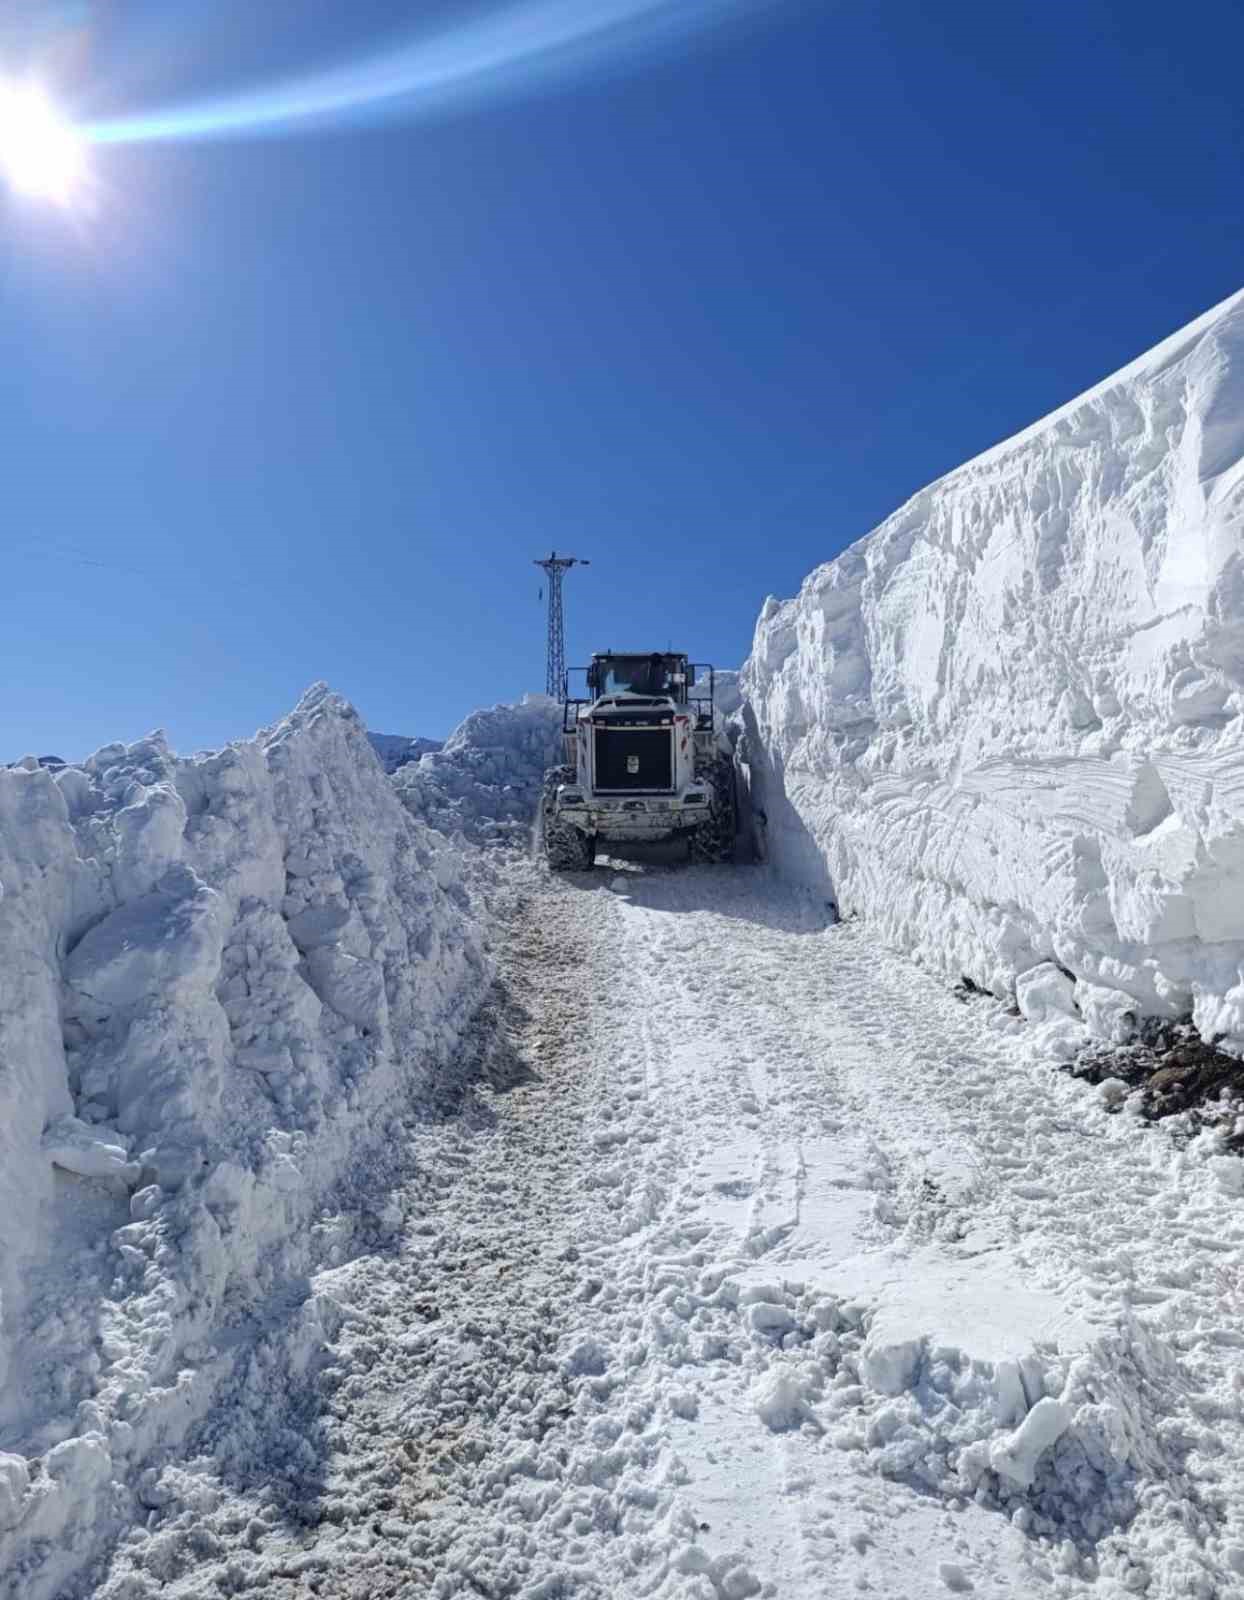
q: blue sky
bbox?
[3,0,1242,760]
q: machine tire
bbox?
[541,765,595,872]
[689,753,737,865]
[546,821,595,872]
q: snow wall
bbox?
[0,685,486,1591]
[744,288,1244,1050]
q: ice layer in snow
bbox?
[743,288,1244,1047]
[0,684,486,1593]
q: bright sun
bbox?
[0,81,86,203]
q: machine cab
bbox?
[586,652,693,705]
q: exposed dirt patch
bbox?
[1065,1019,1244,1149]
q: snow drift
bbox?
[744,288,1244,1049]
[0,685,486,1593]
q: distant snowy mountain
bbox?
[744,287,1244,1052]
[367,731,444,773]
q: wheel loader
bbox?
[541,651,735,870]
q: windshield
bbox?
[596,655,682,698]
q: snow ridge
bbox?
[744,287,1244,1048]
[0,685,486,1597]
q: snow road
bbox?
[89,860,1244,1600]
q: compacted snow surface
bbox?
[34,855,1244,1600]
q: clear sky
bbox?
[3,0,1242,761]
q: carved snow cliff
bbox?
[744,288,1244,1049]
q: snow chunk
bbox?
[751,1364,815,1430]
[63,866,223,1014]
[989,1396,1072,1487]
[1015,963,1077,1025]
[45,1433,111,1494]
[1210,1155,1244,1196]
[746,1300,795,1337]
[862,1330,924,1397]
[0,1453,29,1531]
[819,1245,1091,1412]
[41,1117,140,1185]
[1073,982,1138,1045]
[564,1337,609,1378]
[669,1388,699,1421]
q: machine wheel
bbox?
[546,821,595,871]
[689,753,737,865]
[541,765,595,872]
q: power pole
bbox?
[534,550,589,699]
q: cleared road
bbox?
[93,859,1244,1600]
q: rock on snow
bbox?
[0,684,487,1593]
[743,287,1244,1049]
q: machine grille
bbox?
[593,725,673,791]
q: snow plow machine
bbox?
[541,651,736,870]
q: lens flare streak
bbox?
[85,0,778,147]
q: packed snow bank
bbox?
[388,691,568,848]
[391,694,564,845]
[744,287,1244,1048]
[0,685,486,1595]
[366,731,443,774]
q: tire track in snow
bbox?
[89,864,787,1599]
[85,858,1244,1600]
[613,866,1244,1598]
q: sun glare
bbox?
[0,81,86,203]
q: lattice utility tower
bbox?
[534,551,589,699]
